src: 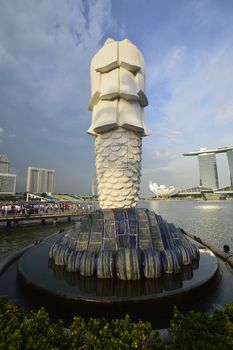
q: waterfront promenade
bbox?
[0,209,89,227]
[0,202,93,227]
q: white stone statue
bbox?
[88,38,148,209]
[48,39,199,283]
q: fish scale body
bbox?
[95,127,141,209]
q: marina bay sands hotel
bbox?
[183,146,233,191]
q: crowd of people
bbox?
[0,202,93,216]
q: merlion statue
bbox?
[88,38,148,209]
[48,38,199,282]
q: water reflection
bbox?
[48,258,198,298]
[140,200,233,251]
[0,222,72,262]
[194,205,222,210]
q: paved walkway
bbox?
[0,210,89,226]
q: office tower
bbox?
[26,167,55,193]
[0,174,16,195]
[0,154,10,173]
[0,154,16,195]
[227,150,233,186]
[198,153,219,189]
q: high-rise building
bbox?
[227,150,233,186]
[198,153,219,189]
[0,154,16,195]
[0,154,10,173]
[0,174,16,195]
[26,167,55,194]
[183,146,233,190]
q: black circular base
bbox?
[17,233,219,323]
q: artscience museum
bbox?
[149,181,179,198]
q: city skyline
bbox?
[1,1,233,196]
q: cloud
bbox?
[150,128,183,144]
[152,149,176,160]
[214,102,233,124]
[139,0,233,193]
[0,128,16,142]
[148,41,233,152]
[148,46,187,89]
[0,0,119,133]
[0,0,124,192]
[143,151,179,178]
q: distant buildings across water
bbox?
[0,155,16,195]
[149,146,233,199]
[183,146,233,190]
[26,167,55,194]
[2,145,233,199]
[0,155,56,198]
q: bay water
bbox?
[0,199,233,318]
[1,200,233,261]
[140,199,233,251]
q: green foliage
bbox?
[223,303,233,349]
[224,303,233,323]
[1,295,233,349]
[0,194,16,202]
[0,297,162,350]
[108,315,155,349]
[21,308,70,349]
[70,314,161,349]
[0,296,24,350]
[169,306,233,350]
[0,192,27,201]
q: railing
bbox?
[0,209,90,227]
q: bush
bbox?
[70,314,162,349]
[21,308,70,349]
[0,297,162,349]
[1,295,233,349]
[169,306,233,350]
[0,296,24,350]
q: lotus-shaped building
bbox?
[149,181,179,198]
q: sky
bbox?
[1,0,233,196]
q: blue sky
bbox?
[1,0,233,195]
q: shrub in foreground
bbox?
[0,296,162,349]
[70,315,162,349]
[169,306,233,350]
[1,295,233,349]
[0,296,24,349]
